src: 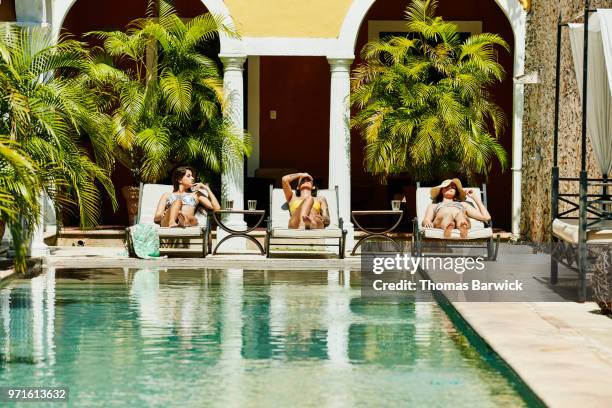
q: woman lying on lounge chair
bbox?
[153,166,221,227]
[421,178,491,239]
[282,172,330,229]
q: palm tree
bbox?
[86,0,249,184]
[351,0,508,182]
[0,136,41,273]
[0,24,117,228]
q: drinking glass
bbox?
[248,200,257,210]
[391,200,401,211]
[224,199,234,210]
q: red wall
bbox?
[0,0,15,21]
[258,57,331,185]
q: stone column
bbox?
[327,57,354,251]
[219,55,247,250]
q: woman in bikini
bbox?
[282,172,330,229]
[421,178,491,238]
[153,166,220,227]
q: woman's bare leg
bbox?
[300,197,316,229]
[454,212,470,239]
[165,199,182,227]
[434,211,455,238]
[180,213,198,227]
[288,198,312,229]
[308,208,325,229]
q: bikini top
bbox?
[433,201,465,217]
[288,198,321,214]
[166,192,198,208]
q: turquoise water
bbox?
[0,268,532,407]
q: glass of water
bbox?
[224,199,234,210]
[391,200,401,211]
[248,200,257,210]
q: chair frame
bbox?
[412,183,499,261]
[264,185,347,258]
[125,182,213,257]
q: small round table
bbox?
[351,210,404,255]
[212,210,266,255]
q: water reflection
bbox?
[0,267,528,407]
[0,268,423,367]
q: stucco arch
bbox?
[51,0,237,53]
[337,0,526,235]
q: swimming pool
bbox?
[0,268,535,407]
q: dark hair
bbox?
[172,166,195,191]
[296,177,316,197]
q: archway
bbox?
[339,0,524,232]
[58,0,220,225]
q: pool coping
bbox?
[420,266,612,408]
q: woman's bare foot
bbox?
[302,215,312,229]
[459,223,469,239]
[444,222,455,238]
[177,213,187,228]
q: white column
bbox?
[511,82,524,237]
[327,57,354,251]
[219,55,247,250]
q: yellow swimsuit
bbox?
[288,198,321,214]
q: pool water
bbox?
[0,268,532,407]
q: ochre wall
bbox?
[0,0,16,21]
[225,0,353,37]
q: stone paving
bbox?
[423,245,612,408]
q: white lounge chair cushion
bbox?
[269,228,344,238]
[552,218,612,244]
[421,226,493,240]
[416,186,490,240]
[157,226,204,237]
[270,188,341,231]
[137,183,207,227]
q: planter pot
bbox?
[121,186,140,226]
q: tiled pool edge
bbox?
[420,264,612,408]
[432,291,547,407]
[417,266,548,407]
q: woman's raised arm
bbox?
[281,172,307,202]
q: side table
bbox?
[351,210,404,255]
[212,210,266,255]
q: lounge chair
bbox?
[265,186,347,258]
[412,184,499,260]
[125,183,212,257]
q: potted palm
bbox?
[351,0,508,183]
[0,137,41,272]
[86,0,248,224]
[0,24,117,249]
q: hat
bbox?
[430,178,466,201]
